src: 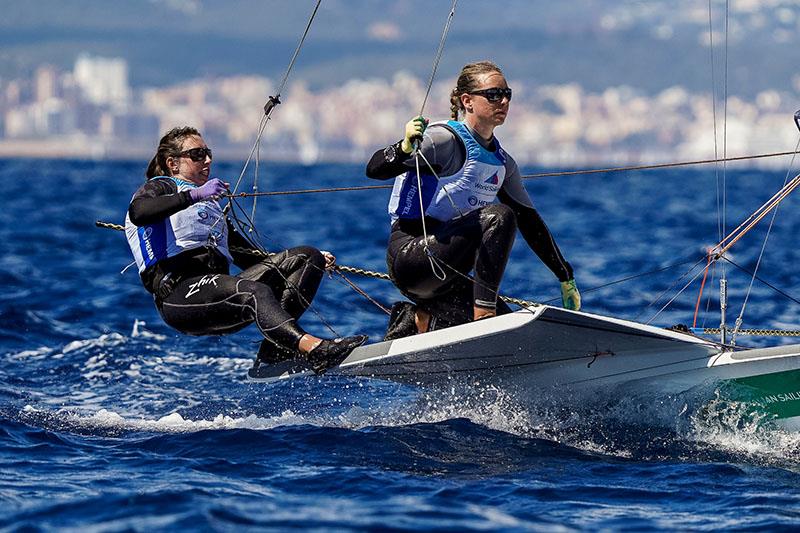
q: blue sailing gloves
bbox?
[401,116,429,154]
[560,279,581,311]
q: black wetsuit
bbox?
[127,178,324,350]
[366,123,573,328]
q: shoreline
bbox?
[0,137,793,170]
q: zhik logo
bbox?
[185,274,220,298]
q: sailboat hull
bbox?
[251,305,800,429]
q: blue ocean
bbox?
[2,158,799,530]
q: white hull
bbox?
[252,305,800,427]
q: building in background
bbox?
[73,55,130,108]
[0,54,798,165]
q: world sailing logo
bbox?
[475,171,501,192]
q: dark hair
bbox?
[145,126,202,180]
[449,61,504,120]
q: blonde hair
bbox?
[449,61,504,120]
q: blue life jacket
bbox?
[388,120,507,222]
[124,176,232,273]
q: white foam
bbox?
[131,319,167,341]
[8,346,53,360]
[63,333,127,354]
[21,405,318,433]
[686,393,800,464]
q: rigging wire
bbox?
[205,0,361,337]
[109,0,800,334]
[637,255,709,323]
[418,0,458,118]
[707,0,722,248]
[224,149,800,199]
[408,0,459,282]
[693,0,728,337]
[646,262,710,325]
[721,0,730,259]
[722,256,800,307]
[730,140,800,342]
[238,0,323,217]
[230,0,323,202]
[96,218,800,335]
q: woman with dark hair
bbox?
[366,61,580,338]
[125,126,366,375]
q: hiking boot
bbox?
[384,301,418,341]
[306,334,368,375]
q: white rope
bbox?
[415,147,463,217]
[413,148,446,281]
[410,0,458,281]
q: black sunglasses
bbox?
[469,87,512,103]
[179,147,213,162]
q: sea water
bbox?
[1,159,799,530]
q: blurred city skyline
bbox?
[0,1,798,165]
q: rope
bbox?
[331,270,391,315]
[693,327,800,337]
[710,172,800,258]
[418,0,458,118]
[692,254,713,328]
[223,150,800,199]
[231,0,323,215]
[95,220,539,308]
[721,257,800,307]
[97,219,800,318]
[409,0,458,282]
[413,151,444,280]
[731,142,800,343]
[707,0,722,247]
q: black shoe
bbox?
[384,301,418,341]
[306,335,368,375]
[250,340,297,369]
[248,340,306,381]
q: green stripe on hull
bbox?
[731,368,800,420]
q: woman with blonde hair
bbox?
[366,61,580,338]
